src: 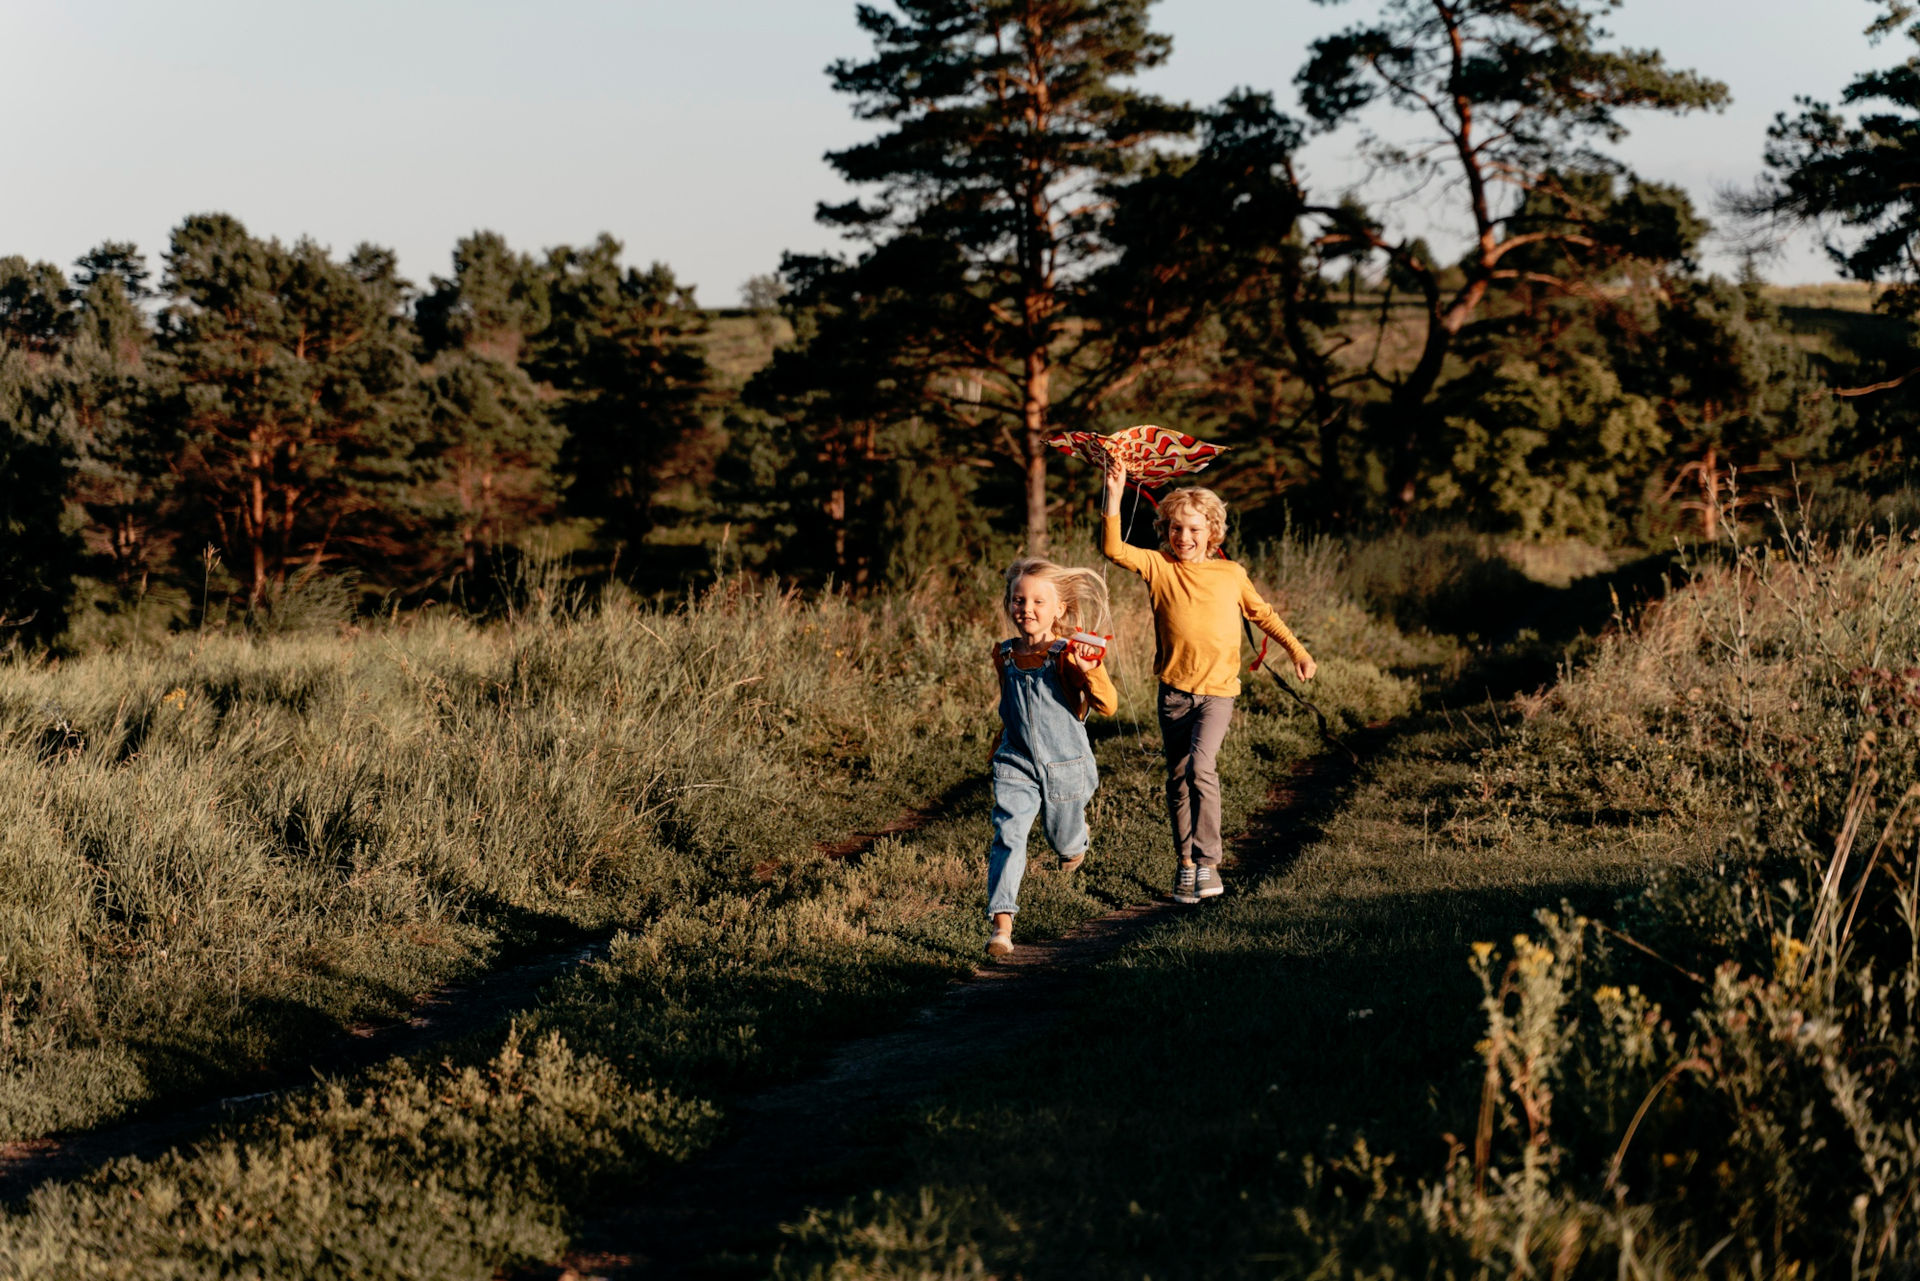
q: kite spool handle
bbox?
[1067,631,1109,660]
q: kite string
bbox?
[1122,476,1148,543]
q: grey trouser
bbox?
[1158,683,1234,867]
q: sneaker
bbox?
[1195,863,1225,899]
[986,928,1014,958]
[1058,851,1086,873]
[1172,863,1199,904]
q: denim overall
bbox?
[987,639,1100,918]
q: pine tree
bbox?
[415,232,560,583]
[416,231,550,363]
[530,235,709,558]
[417,349,557,580]
[822,0,1192,551]
[1297,0,1727,507]
[154,214,424,611]
[729,248,987,585]
[63,242,169,598]
[0,279,81,644]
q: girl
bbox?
[985,559,1118,958]
[1099,453,1316,904]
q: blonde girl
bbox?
[1098,453,1316,903]
[983,559,1118,957]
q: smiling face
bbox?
[1165,510,1213,562]
[1008,573,1064,645]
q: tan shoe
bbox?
[986,928,1014,958]
[1058,851,1086,873]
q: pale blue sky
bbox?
[0,1,1886,305]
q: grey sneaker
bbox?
[1172,863,1200,904]
[1195,863,1225,899]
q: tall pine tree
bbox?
[154,214,423,610]
[1297,0,1727,508]
[530,235,708,559]
[822,0,1191,551]
[415,232,560,582]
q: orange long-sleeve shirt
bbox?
[1101,515,1310,698]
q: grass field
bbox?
[769,520,1920,1278]
[0,532,1432,1278]
[3,518,1916,1278]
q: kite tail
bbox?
[1241,618,1359,765]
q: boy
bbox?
[1099,453,1316,902]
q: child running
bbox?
[1099,452,1316,903]
[984,559,1118,958]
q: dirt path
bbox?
[538,562,1673,1278]
[532,738,1371,1281]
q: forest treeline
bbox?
[7,0,1920,647]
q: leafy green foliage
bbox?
[1421,274,1844,539]
[1298,0,1729,505]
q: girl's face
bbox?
[1166,511,1213,562]
[1008,574,1064,645]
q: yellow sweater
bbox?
[1101,515,1311,698]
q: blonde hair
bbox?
[1002,558,1113,639]
[1154,487,1229,556]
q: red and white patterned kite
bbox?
[1047,424,1228,488]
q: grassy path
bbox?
[538,743,1371,1279]
[607,562,1697,1279]
[744,703,1696,1279]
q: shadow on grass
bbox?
[764,865,1654,1281]
[0,894,601,1205]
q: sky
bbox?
[0,0,1890,307]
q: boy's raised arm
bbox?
[1098,453,1155,576]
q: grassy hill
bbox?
[4,519,1916,1276]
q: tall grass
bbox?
[0,528,1433,1278]
[1346,518,1920,1273]
[0,577,997,1140]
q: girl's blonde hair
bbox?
[1154,486,1229,556]
[1002,558,1113,639]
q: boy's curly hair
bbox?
[1154,486,1229,556]
[1002,559,1113,639]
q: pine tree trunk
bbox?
[1022,345,1051,555]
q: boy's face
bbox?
[1009,575,1064,643]
[1166,511,1212,562]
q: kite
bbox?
[1046,424,1228,490]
